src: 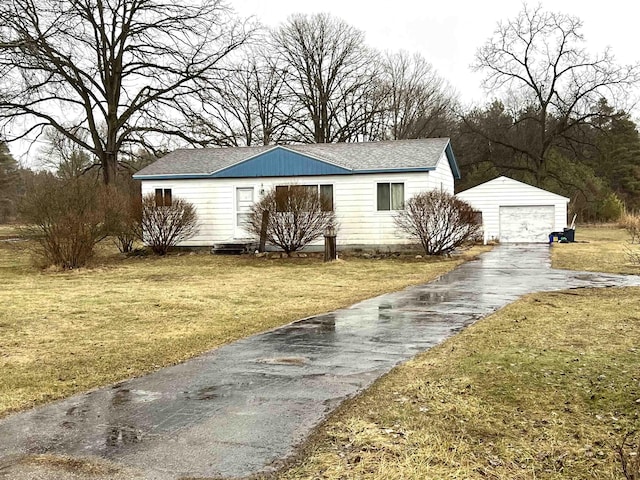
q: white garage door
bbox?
[499,205,555,243]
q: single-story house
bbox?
[456,176,570,243]
[133,138,460,248]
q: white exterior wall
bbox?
[456,177,569,243]
[427,151,455,193]
[141,156,455,248]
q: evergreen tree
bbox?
[588,101,640,210]
[0,141,21,222]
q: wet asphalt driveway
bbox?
[1,244,640,479]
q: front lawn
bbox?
[0,236,487,417]
[552,225,640,274]
[273,227,640,480]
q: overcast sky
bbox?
[233,0,640,107]
[10,0,640,164]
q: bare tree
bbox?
[468,4,639,184]
[248,185,336,256]
[195,52,292,146]
[0,0,253,184]
[381,51,457,140]
[394,190,480,256]
[38,128,95,180]
[271,13,383,143]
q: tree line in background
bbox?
[1,1,639,227]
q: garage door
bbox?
[499,205,555,243]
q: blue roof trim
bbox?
[355,167,434,174]
[133,168,435,181]
[211,147,351,178]
[445,141,461,179]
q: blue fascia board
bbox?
[445,141,462,179]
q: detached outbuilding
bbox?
[456,176,569,243]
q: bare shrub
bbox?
[19,174,109,269]
[102,182,142,253]
[139,193,198,255]
[395,190,481,256]
[620,213,640,244]
[248,186,336,256]
[624,244,640,265]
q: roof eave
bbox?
[133,167,435,181]
[444,141,462,179]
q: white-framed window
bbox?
[376,182,404,210]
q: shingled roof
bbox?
[134,138,460,179]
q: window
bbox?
[155,188,172,207]
[275,185,289,212]
[275,184,334,212]
[377,183,404,210]
[320,184,333,211]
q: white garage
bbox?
[456,176,569,243]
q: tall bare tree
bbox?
[271,13,382,143]
[381,51,457,140]
[194,52,291,146]
[467,4,639,184]
[0,0,253,184]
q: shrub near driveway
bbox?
[0,240,489,417]
[274,228,640,480]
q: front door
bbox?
[235,187,254,238]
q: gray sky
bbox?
[233,0,640,106]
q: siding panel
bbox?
[142,170,455,247]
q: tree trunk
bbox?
[101,152,118,185]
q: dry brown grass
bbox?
[0,224,19,239]
[552,225,640,274]
[0,454,142,480]
[273,227,640,480]
[0,236,488,417]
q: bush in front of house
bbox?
[139,193,198,255]
[394,189,481,256]
[248,185,336,256]
[19,174,110,268]
[102,180,143,254]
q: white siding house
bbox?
[456,176,570,243]
[133,138,460,249]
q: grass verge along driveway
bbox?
[273,227,640,480]
[0,235,486,417]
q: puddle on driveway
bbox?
[1,244,639,479]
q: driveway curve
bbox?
[1,244,639,479]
